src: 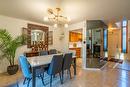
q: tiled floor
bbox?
[86,58,107,68]
[0,59,130,87]
[0,70,22,87]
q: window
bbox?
[122,19,127,53]
[103,29,108,51]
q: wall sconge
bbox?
[59,33,64,40]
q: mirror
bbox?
[27,23,49,51]
[31,30,45,45]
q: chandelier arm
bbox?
[52,14,57,17]
[45,7,70,27]
[59,16,68,19]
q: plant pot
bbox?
[7,65,19,75]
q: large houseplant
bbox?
[0,29,25,75]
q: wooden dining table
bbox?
[27,54,77,87]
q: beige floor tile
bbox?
[0,59,130,87]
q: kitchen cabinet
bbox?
[69,48,81,58]
[69,32,82,42]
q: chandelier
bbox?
[44,8,70,28]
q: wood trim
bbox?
[69,32,71,42]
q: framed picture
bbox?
[22,27,28,45]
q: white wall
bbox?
[63,21,87,69]
[0,15,63,73]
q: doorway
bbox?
[86,29,101,57]
[69,29,83,67]
[108,29,121,59]
[86,20,107,68]
[86,28,106,68]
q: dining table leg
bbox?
[32,67,36,87]
[73,58,77,75]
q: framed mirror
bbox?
[31,30,45,45]
[27,23,49,51]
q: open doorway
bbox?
[86,20,107,68]
[69,29,83,67]
[86,29,101,58]
[108,29,121,59]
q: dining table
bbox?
[27,53,77,87]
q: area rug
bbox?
[108,58,123,64]
[100,57,123,64]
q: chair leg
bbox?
[68,69,72,79]
[59,72,63,84]
[67,70,69,74]
[27,79,31,87]
[40,74,45,86]
[23,78,27,85]
[50,75,53,87]
[53,75,56,78]
[62,71,64,84]
[17,80,19,87]
[17,83,19,87]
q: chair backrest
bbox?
[19,55,31,78]
[69,50,76,56]
[39,51,48,56]
[48,54,63,75]
[62,53,73,70]
[49,49,57,54]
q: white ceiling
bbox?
[0,0,130,25]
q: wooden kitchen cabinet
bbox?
[69,32,82,42]
[69,48,81,58]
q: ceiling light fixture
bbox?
[64,23,68,28]
[44,8,70,28]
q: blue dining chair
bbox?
[19,55,45,87]
[46,54,63,87]
[62,53,73,83]
[39,50,48,56]
[49,49,57,54]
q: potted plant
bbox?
[0,29,25,75]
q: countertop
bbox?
[69,47,82,49]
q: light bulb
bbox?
[44,17,48,21]
[54,24,58,28]
[49,14,55,18]
[67,17,71,22]
[64,24,68,28]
